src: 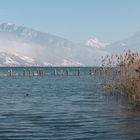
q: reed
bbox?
[100,50,140,105]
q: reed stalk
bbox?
[100,50,140,105]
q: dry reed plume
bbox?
[100,50,140,105]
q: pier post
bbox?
[28,69,31,77]
[89,70,92,76]
[77,68,80,76]
[38,69,40,76]
[39,69,41,76]
[8,69,12,77]
[66,69,69,76]
[41,69,44,76]
[61,69,63,76]
[40,69,43,76]
[32,71,34,76]
[54,69,57,76]
[23,69,26,76]
[37,69,39,76]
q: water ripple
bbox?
[0,68,139,139]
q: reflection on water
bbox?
[0,67,139,139]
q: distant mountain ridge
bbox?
[0,22,139,66]
[0,23,75,48]
[105,31,140,53]
[0,23,107,66]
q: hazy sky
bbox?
[0,0,140,43]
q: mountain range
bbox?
[0,23,139,66]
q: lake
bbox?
[0,67,140,140]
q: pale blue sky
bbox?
[0,0,140,43]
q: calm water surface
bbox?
[0,67,140,140]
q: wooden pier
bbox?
[0,68,96,77]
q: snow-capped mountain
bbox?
[85,37,108,49]
[106,31,140,53]
[2,22,140,66]
[0,23,107,66]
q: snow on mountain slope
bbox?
[0,52,37,66]
[0,23,108,66]
[85,37,108,49]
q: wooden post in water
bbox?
[61,69,63,76]
[94,69,97,76]
[40,69,43,76]
[28,69,31,77]
[38,69,44,76]
[66,69,69,76]
[43,69,46,76]
[23,69,26,76]
[42,69,45,76]
[38,69,40,76]
[8,69,12,77]
[41,69,44,76]
[32,71,34,76]
[77,68,80,76]
[37,69,39,76]
[39,69,41,76]
[89,70,92,76]
[54,69,57,76]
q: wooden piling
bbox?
[37,69,44,76]
[37,69,39,76]
[0,68,97,77]
[66,69,69,76]
[61,69,63,76]
[77,68,80,76]
[89,69,94,76]
[41,69,44,76]
[8,69,12,77]
[54,69,57,76]
[32,71,34,76]
[28,69,31,77]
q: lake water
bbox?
[0,67,140,140]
